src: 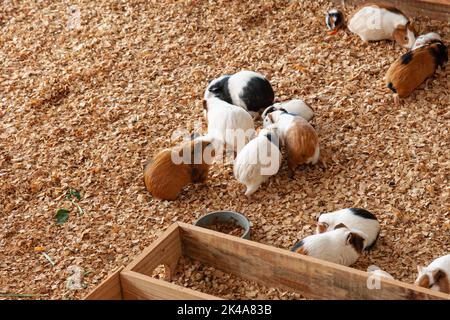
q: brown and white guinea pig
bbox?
[326,4,416,48]
[415,254,450,294]
[316,208,381,250]
[233,127,282,196]
[143,138,215,201]
[263,109,319,172]
[204,97,255,154]
[291,224,367,266]
[385,41,448,100]
[204,70,274,115]
[262,99,314,122]
[325,9,345,34]
[411,32,441,51]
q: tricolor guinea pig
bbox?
[327,4,416,48]
[316,208,380,250]
[263,109,319,172]
[143,139,215,201]
[204,70,275,115]
[411,32,441,50]
[291,224,367,266]
[262,99,314,122]
[415,254,450,294]
[385,41,448,100]
[204,96,255,153]
[233,127,282,196]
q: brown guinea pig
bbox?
[143,138,215,201]
[385,41,448,100]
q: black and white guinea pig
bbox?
[386,41,448,100]
[291,224,367,267]
[204,70,275,114]
[262,99,314,122]
[316,208,380,250]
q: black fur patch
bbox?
[429,43,449,69]
[265,132,280,150]
[387,82,397,93]
[208,76,232,103]
[349,208,378,220]
[291,240,304,252]
[401,51,413,65]
[239,77,275,112]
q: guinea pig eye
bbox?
[404,37,408,41]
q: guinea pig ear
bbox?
[346,232,365,254]
[334,223,347,230]
[267,113,274,123]
[432,269,446,282]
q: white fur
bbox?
[293,227,367,266]
[263,111,319,164]
[317,208,380,249]
[369,269,394,280]
[205,97,255,153]
[348,6,414,48]
[415,254,450,292]
[411,32,441,50]
[228,70,267,110]
[233,128,282,196]
[271,99,314,121]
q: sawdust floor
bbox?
[0,0,449,300]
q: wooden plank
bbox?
[331,0,450,21]
[121,270,221,300]
[179,223,449,300]
[123,223,182,280]
[84,267,123,300]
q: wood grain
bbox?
[179,223,450,300]
[124,223,182,281]
[83,267,123,300]
[121,270,221,300]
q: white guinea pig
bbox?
[348,4,416,48]
[263,109,319,172]
[233,127,282,196]
[262,99,314,122]
[316,208,380,250]
[205,70,274,114]
[415,254,450,294]
[204,97,255,154]
[291,224,367,266]
[411,32,441,51]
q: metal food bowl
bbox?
[194,211,251,240]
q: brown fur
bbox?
[143,140,214,201]
[433,269,450,294]
[385,43,446,98]
[285,117,319,171]
[295,245,308,255]
[417,274,430,288]
[347,232,365,254]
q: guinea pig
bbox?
[205,70,275,115]
[263,109,319,172]
[291,224,367,266]
[325,9,345,34]
[347,4,416,48]
[415,254,450,294]
[262,99,314,122]
[385,41,448,100]
[143,139,215,201]
[316,208,380,250]
[233,127,282,196]
[204,96,255,153]
[411,32,441,50]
